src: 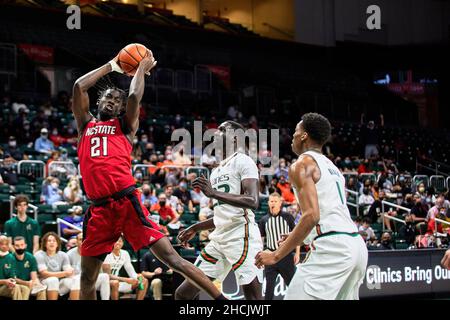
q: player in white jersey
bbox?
[255,113,368,300]
[176,121,263,300]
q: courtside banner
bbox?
[199,249,450,300]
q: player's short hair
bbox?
[269,192,282,199]
[301,113,331,145]
[13,194,29,208]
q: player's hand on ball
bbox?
[255,250,278,268]
[109,54,124,74]
[441,249,450,269]
[192,176,214,197]
[139,52,157,76]
[177,226,197,247]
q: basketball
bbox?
[117,43,150,76]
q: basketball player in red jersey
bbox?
[72,51,226,300]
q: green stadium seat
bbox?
[14,184,33,194]
[41,221,58,235]
[37,204,54,214]
[56,205,72,214]
[0,185,11,194]
[37,214,55,224]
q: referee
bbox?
[259,192,300,300]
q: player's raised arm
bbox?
[192,176,259,210]
[255,156,320,267]
[124,54,157,137]
[72,58,122,133]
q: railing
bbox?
[48,161,78,179]
[413,175,430,189]
[9,195,38,220]
[429,175,446,192]
[17,160,46,178]
[56,218,82,244]
[381,201,410,231]
[345,188,360,217]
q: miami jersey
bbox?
[78,116,135,200]
[208,152,259,242]
[298,151,358,244]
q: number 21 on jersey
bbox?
[90,137,108,157]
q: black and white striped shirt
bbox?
[259,212,296,251]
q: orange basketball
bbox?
[117,43,150,76]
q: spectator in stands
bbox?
[0,235,29,300]
[164,184,180,212]
[361,113,384,159]
[34,128,55,154]
[34,232,78,300]
[49,128,67,148]
[46,150,61,174]
[141,184,158,208]
[415,182,427,201]
[60,205,83,240]
[358,187,375,215]
[141,251,173,300]
[358,217,377,246]
[200,151,217,168]
[63,176,84,205]
[150,193,179,226]
[274,158,289,180]
[399,215,417,248]
[131,136,143,161]
[346,177,358,192]
[4,195,40,254]
[0,155,19,185]
[133,168,144,185]
[11,236,46,300]
[103,237,148,300]
[276,175,295,204]
[43,177,66,206]
[67,233,110,300]
[173,178,194,212]
[141,143,155,164]
[173,147,191,166]
[12,98,29,114]
[4,136,24,161]
[40,101,54,117]
[190,186,209,209]
[65,238,78,252]
[426,194,446,234]
[410,194,428,223]
[369,232,394,250]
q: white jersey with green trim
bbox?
[298,151,358,245]
[208,152,259,242]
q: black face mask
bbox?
[159,201,166,207]
[15,249,25,255]
[381,240,390,246]
[143,191,150,196]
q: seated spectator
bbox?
[103,237,148,300]
[63,176,84,205]
[46,150,61,174]
[399,215,417,248]
[369,232,394,250]
[172,147,191,166]
[11,236,46,300]
[65,238,78,252]
[141,251,173,300]
[60,205,83,240]
[259,177,270,200]
[4,195,40,254]
[358,188,375,215]
[200,151,217,168]
[358,217,377,246]
[164,185,180,212]
[4,136,24,161]
[34,232,78,300]
[426,194,446,234]
[366,190,386,223]
[150,194,180,226]
[67,233,110,300]
[274,158,289,180]
[0,155,19,185]
[141,184,158,208]
[12,98,29,114]
[43,177,66,206]
[0,235,29,300]
[49,128,67,148]
[34,128,55,154]
[190,186,209,208]
[131,136,143,161]
[276,175,295,204]
[173,178,194,212]
[410,194,428,223]
[415,182,427,200]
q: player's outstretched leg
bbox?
[150,237,225,300]
[80,256,103,300]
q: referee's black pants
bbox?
[264,252,296,300]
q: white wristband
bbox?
[109,60,123,73]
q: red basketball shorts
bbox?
[80,189,165,257]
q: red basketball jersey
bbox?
[78,117,135,200]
